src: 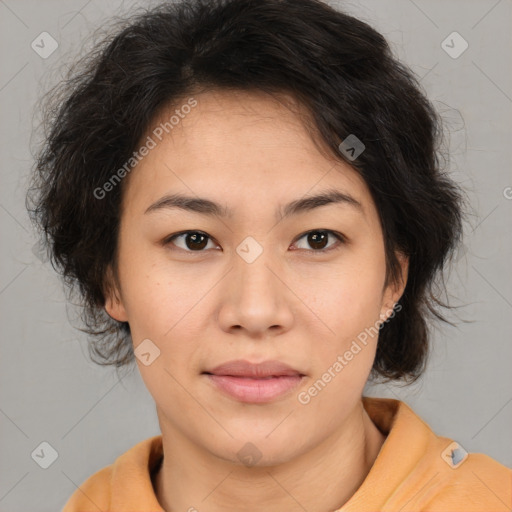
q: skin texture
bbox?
[105,89,408,512]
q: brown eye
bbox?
[307,231,328,250]
[165,231,215,252]
[164,229,345,255]
[293,230,344,253]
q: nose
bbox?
[216,246,294,337]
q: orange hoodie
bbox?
[61,397,512,511]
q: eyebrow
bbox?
[144,188,364,220]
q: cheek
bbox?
[302,266,385,408]
[298,250,386,381]
[116,251,215,375]
[115,241,182,342]
[306,258,385,331]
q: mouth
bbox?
[202,359,306,403]
[203,373,305,403]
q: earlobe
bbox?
[395,251,409,299]
[381,251,409,320]
[104,266,128,322]
[105,291,128,322]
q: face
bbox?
[105,89,408,466]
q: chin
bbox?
[203,429,304,469]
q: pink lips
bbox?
[203,359,305,403]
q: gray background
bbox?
[1,1,511,511]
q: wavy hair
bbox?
[27,0,465,383]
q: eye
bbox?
[163,229,346,254]
[164,231,218,252]
[292,229,345,253]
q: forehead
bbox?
[146,89,332,165]
[123,89,376,222]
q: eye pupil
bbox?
[308,231,328,250]
[170,229,340,254]
[186,232,208,250]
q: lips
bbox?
[203,359,304,378]
[202,359,306,403]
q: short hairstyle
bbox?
[27,0,465,383]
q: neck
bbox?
[153,400,386,512]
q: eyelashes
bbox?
[163,229,346,255]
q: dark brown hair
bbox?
[27,0,465,383]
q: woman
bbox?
[27,0,511,510]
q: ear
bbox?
[104,265,128,322]
[380,251,409,321]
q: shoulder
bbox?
[355,398,512,511]
[61,435,163,512]
[393,411,512,511]
[400,402,512,510]
[425,447,512,511]
[61,465,113,511]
